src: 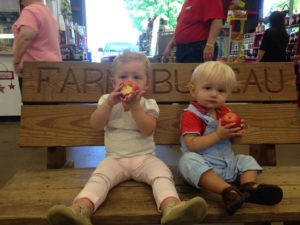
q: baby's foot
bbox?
[47,204,93,225]
[239,182,283,205]
[222,186,248,216]
[161,196,207,225]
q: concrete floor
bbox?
[0,119,299,225]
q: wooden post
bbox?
[249,144,277,166]
[47,147,67,169]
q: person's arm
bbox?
[183,132,221,152]
[256,30,269,62]
[256,49,265,62]
[90,92,121,131]
[183,121,243,152]
[162,35,175,61]
[13,25,37,67]
[203,18,222,61]
[130,104,157,136]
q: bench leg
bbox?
[249,144,277,166]
[47,147,67,169]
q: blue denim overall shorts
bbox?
[178,104,262,188]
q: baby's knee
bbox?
[179,153,209,187]
[88,172,111,186]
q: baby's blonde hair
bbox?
[112,51,151,80]
[191,61,237,91]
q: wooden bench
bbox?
[0,61,300,225]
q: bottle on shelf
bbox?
[285,14,290,26]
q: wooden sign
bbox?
[22,61,297,102]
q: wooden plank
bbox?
[20,104,300,147]
[22,61,297,102]
[3,167,300,191]
[0,167,300,224]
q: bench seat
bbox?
[1,61,299,225]
[0,166,300,225]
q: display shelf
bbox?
[286,23,300,61]
[216,25,231,62]
[286,23,300,29]
[0,12,18,55]
[227,10,248,63]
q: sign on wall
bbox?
[0,61,22,116]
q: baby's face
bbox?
[191,77,229,111]
[113,61,148,91]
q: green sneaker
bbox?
[161,196,208,225]
[47,205,93,225]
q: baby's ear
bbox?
[188,83,196,98]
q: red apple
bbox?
[220,112,242,128]
[119,80,140,98]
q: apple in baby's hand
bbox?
[220,112,242,128]
[119,80,140,98]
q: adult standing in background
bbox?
[163,0,229,62]
[12,0,62,86]
[256,11,289,62]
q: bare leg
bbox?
[160,196,181,215]
[239,170,258,186]
[198,170,247,216]
[71,198,95,216]
[198,169,231,193]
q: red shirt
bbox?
[180,102,230,136]
[174,0,225,43]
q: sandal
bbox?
[222,186,248,216]
[161,196,208,225]
[47,204,93,225]
[239,182,283,205]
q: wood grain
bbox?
[0,167,299,224]
[22,61,297,102]
[20,104,300,147]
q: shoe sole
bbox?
[161,196,208,225]
[47,205,92,225]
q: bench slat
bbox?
[20,104,300,147]
[22,62,297,102]
[3,167,300,190]
[0,167,299,224]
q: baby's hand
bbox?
[122,90,145,111]
[216,120,244,140]
[105,88,122,107]
[231,119,246,143]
